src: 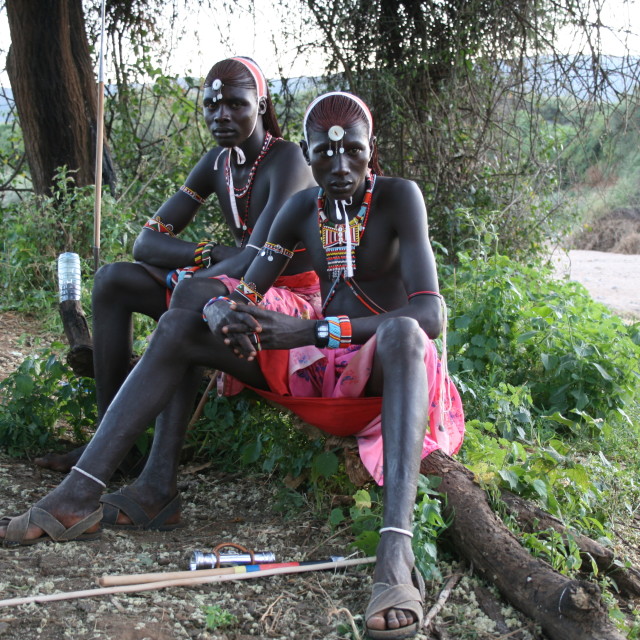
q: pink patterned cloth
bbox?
[213,273,465,485]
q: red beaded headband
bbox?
[231,57,267,99]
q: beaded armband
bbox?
[166,266,200,291]
[144,215,175,237]
[408,290,442,300]
[324,315,352,349]
[234,279,264,305]
[259,242,294,262]
[180,184,206,205]
[202,296,233,322]
[194,241,218,268]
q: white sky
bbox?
[1,0,639,85]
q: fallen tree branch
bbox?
[421,450,625,640]
[501,490,640,598]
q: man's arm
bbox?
[132,149,222,268]
[219,179,443,356]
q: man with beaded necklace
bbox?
[35,56,318,481]
[1,92,464,639]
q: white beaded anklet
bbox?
[379,526,414,538]
[71,466,106,488]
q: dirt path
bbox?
[549,248,640,319]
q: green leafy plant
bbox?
[0,346,96,456]
[201,604,238,630]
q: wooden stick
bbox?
[188,371,218,428]
[98,559,341,587]
[92,0,106,272]
[0,556,376,608]
[422,572,462,632]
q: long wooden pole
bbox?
[0,557,376,608]
[92,0,106,273]
[99,558,348,587]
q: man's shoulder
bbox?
[269,138,305,159]
[375,175,418,191]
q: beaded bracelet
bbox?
[202,296,233,322]
[144,214,175,237]
[194,241,218,268]
[337,315,352,346]
[180,184,206,205]
[259,242,295,262]
[324,315,353,349]
[234,279,264,306]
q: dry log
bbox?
[421,450,625,640]
[501,490,640,598]
[58,299,93,377]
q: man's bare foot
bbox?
[34,445,86,473]
[365,533,424,637]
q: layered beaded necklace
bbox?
[317,172,376,279]
[224,132,280,244]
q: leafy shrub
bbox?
[0,347,96,456]
[444,253,639,427]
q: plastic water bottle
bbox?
[57,252,82,302]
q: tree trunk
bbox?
[5,0,116,195]
[421,450,625,640]
[59,300,94,378]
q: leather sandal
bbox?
[1,505,103,547]
[365,567,425,639]
[100,489,181,530]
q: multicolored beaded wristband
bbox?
[324,315,352,349]
[194,241,218,268]
[202,296,233,322]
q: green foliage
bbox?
[0,347,96,456]
[201,604,238,630]
[445,254,639,425]
[187,393,325,480]
[330,476,450,580]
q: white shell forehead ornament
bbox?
[205,78,224,103]
[326,125,345,157]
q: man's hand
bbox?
[203,299,262,360]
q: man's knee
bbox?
[153,308,200,347]
[375,316,426,362]
[93,262,137,299]
[171,278,227,311]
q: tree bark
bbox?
[59,300,94,378]
[501,490,640,598]
[5,0,116,195]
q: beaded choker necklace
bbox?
[317,173,376,279]
[225,132,280,242]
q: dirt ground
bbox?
[0,245,638,640]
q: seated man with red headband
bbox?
[35,56,318,481]
[2,92,464,640]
